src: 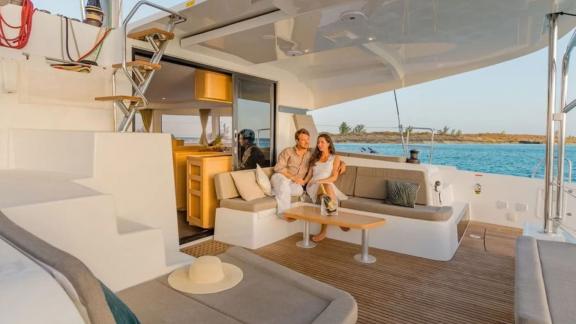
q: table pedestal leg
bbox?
[296,221,317,248]
[354,229,376,263]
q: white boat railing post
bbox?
[555,26,576,233]
[544,13,559,234]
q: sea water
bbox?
[334,143,576,181]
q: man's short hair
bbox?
[295,128,310,141]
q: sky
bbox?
[311,34,576,135]
[34,0,576,135]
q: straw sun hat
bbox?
[168,256,243,294]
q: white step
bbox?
[1,193,187,291]
[0,169,98,209]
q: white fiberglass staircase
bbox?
[0,129,191,292]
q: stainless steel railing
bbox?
[554,25,576,232]
[530,158,573,182]
[405,126,436,164]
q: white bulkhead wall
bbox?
[0,4,314,132]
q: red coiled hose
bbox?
[0,0,36,49]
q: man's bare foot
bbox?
[312,232,327,242]
[339,226,350,232]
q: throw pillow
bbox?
[100,282,140,324]
[230,171,266,201]
[386,180,419,208]
[255,164,273,196]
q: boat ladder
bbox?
[95,1,186,132]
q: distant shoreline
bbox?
[329,132,576,144]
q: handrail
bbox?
[405,126,436,164]
[530,157,573,183]
[554,26,576,232]
[120,1,186,106]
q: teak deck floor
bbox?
[182,222,519,324]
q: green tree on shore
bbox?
[440,126,450,135]
[339,122,351,135]
[353,124,366,134]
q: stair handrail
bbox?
[120,1,186,105]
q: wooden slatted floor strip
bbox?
[181,223,517,324]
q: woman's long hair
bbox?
[310,133,336,167]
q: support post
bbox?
[354,229,376,264]
[554,28,576,232]
[296,221,316,249]
[544,13,559,233]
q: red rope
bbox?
[0,0,36,49]
[77,28,111,62]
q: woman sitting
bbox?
[305,133,348,242]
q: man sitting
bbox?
[271,128,345,215]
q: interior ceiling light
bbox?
[368,37,375,41]
[339,11,367,23]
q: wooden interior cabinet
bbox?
[172,145,209,211]
[186,154,232,228]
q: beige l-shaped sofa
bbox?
[214,164,470,261]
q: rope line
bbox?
[0,0,36,49]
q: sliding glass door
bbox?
[233,75,276,170]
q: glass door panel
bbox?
[233,75,276,170]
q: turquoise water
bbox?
[334,143,576,181]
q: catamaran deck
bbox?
[183,222,520,324]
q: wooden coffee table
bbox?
[284,205,386,264]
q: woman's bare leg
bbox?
[324,184,350,232]
[313,184,347,242]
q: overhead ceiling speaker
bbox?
[339,11,367,23]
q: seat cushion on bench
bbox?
[220,196,300,212]
[119,247,357,324]
[515,236,552,324]
[538,239,576,324]
[334,165,357,196]
[515,236,576,324]
[353,167,429,205]
[340,197,452,221]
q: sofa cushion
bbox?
[536,238,576,323]
[334,165,357,196]
[515,236,552,324]
[340,197,452,221]
[119,247,357,324]
[101,282,140,324]
[0,211,116,324]
[386,180,419,208]
[256,165,273,196]
[230,171,266,201]
[354,167,429,205]
[215,168,274,200]
[220,196,300,212]
[214,172,239,200]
